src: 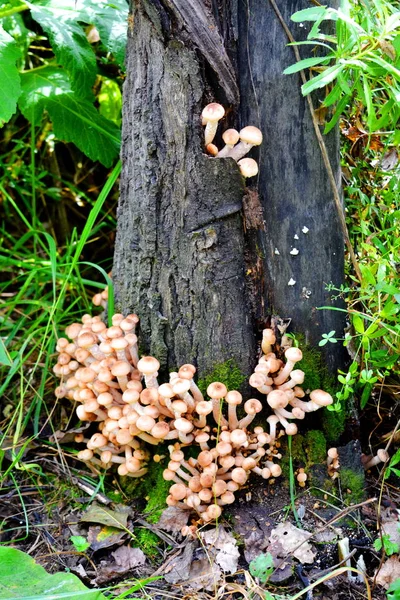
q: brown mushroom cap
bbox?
[239,126,263,146]
[137,356,160,375]
[222,128,240,146]
[238,158,258,178]
[267,390,289,409]
[310,389,333,407]
[202,103,225,122]
[207,381,228,399]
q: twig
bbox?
[269,0,362,283]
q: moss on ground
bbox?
[197,360,246,396]
[340,468,366,504]
[295,334,346,445]
[133,527,161,559]
[305,430,327,464]
[119,454,171,523]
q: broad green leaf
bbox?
[323,82,342,107]
[352,314,365,334]
[46,93,120,166]
[18,66,72,121]
[302,64,344,95]
[0,547,106,599]
[19,67,120,166]
[0,24,21,126]
[290,7,330,23]
[77,0,128,67]
[26,0,97,96]
[98,77,122,124]
[283,55,333,75]
[249,552,274,584]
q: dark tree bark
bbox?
[114,0,346,377]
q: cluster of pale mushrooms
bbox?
[54,300,340,528]
[201,102,262,179]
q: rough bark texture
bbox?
[114,0,255,375]
[114,0,346,376]
[237,0,346,373]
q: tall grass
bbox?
[0,148,120,480]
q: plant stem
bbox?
[0,3,28,19]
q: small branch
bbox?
[269,0,362,283]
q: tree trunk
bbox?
[114,0,346,377]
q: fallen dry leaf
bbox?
[51,423,90,444]
[157,506,190,533]
[186,558,222,591]
[81,503,130,529]
[87,525,127,551]
[375,555,400,589]
[201,527,240,574]
[164,543,195,584]
[93,545,146,584]
[268,522,315,564]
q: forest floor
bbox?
[1,436,397,600]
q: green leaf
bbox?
[77,0,128,67]
[26,0,97,96]
[0,338,11,366]
[302,64,344,95]
[387,576,400,600]
[249,552,274,584]
[98,77,122,124]
[0,24,21,126]
[19,67,120,166]
[0,547,106,599]
[352,314,365,334]
[70,535,90,552]
[290,7,330,23]
[283,55,333,75]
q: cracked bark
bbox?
[114,0,346,378]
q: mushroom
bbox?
[363,449,389,470]
[217,129,240,157]
[207,382,229,427]
[274,347,303,386]
[261,328,276,354]
[201,103,225,145]
[227,126,263,161]
[238,158,258,178]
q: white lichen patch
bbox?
[302,226,309,234]
[274,248,280,255]
[288,278,296,286]
[294,234,299,240]
[290,248,299,256]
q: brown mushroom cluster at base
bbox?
[54,314,335,529]
[249,328,333,439]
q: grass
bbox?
[0,145,120,483]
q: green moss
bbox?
[305,430,327,464]
[133,528,160,560]
[197,360,246,396]
[340,468,365,504]
[293,334,346,444]
[120,456,171,523]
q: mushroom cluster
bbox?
[162,382,283,525]
[201,102,262,179]
[249,328,333,438]
[54,312,334,526]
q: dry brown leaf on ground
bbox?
[93,545,146,584]
[163,542,195,584]
[186,558,222,591]
[80,503,130,529]
[201,527,240,574]
[157,506,190,533]
[87,525,127,551]
[268,522,315,564]
[375,555,400,589]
